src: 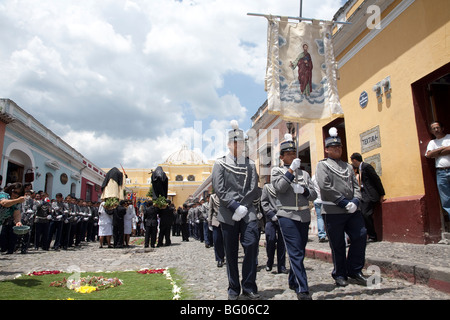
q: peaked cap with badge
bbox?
[280,133,296,153]
[324,127,342,147]
[228,120,245,142]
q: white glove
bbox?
[290,158,301,171]
[46,215,52,220]
[292,183,305,194]
[64,219,69,224]
[345,202,357,213]
[56,215,63,220]
[232,205,248,221]
[271,215,278,222]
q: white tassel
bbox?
[329,127,338,137]
[284,133,293,141]
[230,120,239,130]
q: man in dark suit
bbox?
[157,200,173,247]
[143,201,158,248]
[351,153,386,242]
[113,200,126,248]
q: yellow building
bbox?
[251,0,450,244]
[104,145,213,208]
[159,145,214,207]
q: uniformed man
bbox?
[67,195,80,248]
[47,193,67,250]
[20,190,35,253]
[195,199,204,242]
[316,127,369,287]
[260,182,287,274]
[212,120,260,300]
[187,203,195,240]
[201,196,212,248]
[208,193,225,267]
[271,134,317,300]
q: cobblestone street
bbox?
[1,235,449,301]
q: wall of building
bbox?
[0,99,105,200]
[2,131,82,198]
[334,0,450,198]
[319,0,450,243]
[251,0,450,244]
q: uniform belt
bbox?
[279,205,309,211]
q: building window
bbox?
[175,175,183,181]
[187,175,195,181]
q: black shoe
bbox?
[265,265,272,272]
[297,292,312,300]
[217,260,224,268]
[348,272,369,286]
[243,292,260,300]
[319,237,328,243]
[335,276,348,287]
[278,267,289,274]
[228,293,239,300]
[367,237,377,243]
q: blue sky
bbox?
[0,0,346,168]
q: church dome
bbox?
[165,145,205,165]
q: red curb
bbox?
[428,278,450,294]
[306,249,332,263]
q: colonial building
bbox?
[0,99,105,200]
[250,0,450,244]
[108,145,214,208]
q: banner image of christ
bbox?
[290,43,313,96]
[265,20,343,120]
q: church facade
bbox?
[106,145,214,208]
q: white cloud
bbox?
[0,0,345,168]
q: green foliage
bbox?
[104,197,119,210]
[154,195,168,208]
[0,271,183,300]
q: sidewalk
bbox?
[277,234,450,294]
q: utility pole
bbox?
[300,0,303,19]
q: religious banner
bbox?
[265,18,343,121]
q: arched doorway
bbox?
[4,147,34,186]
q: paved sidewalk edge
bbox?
[305,248,450,295]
